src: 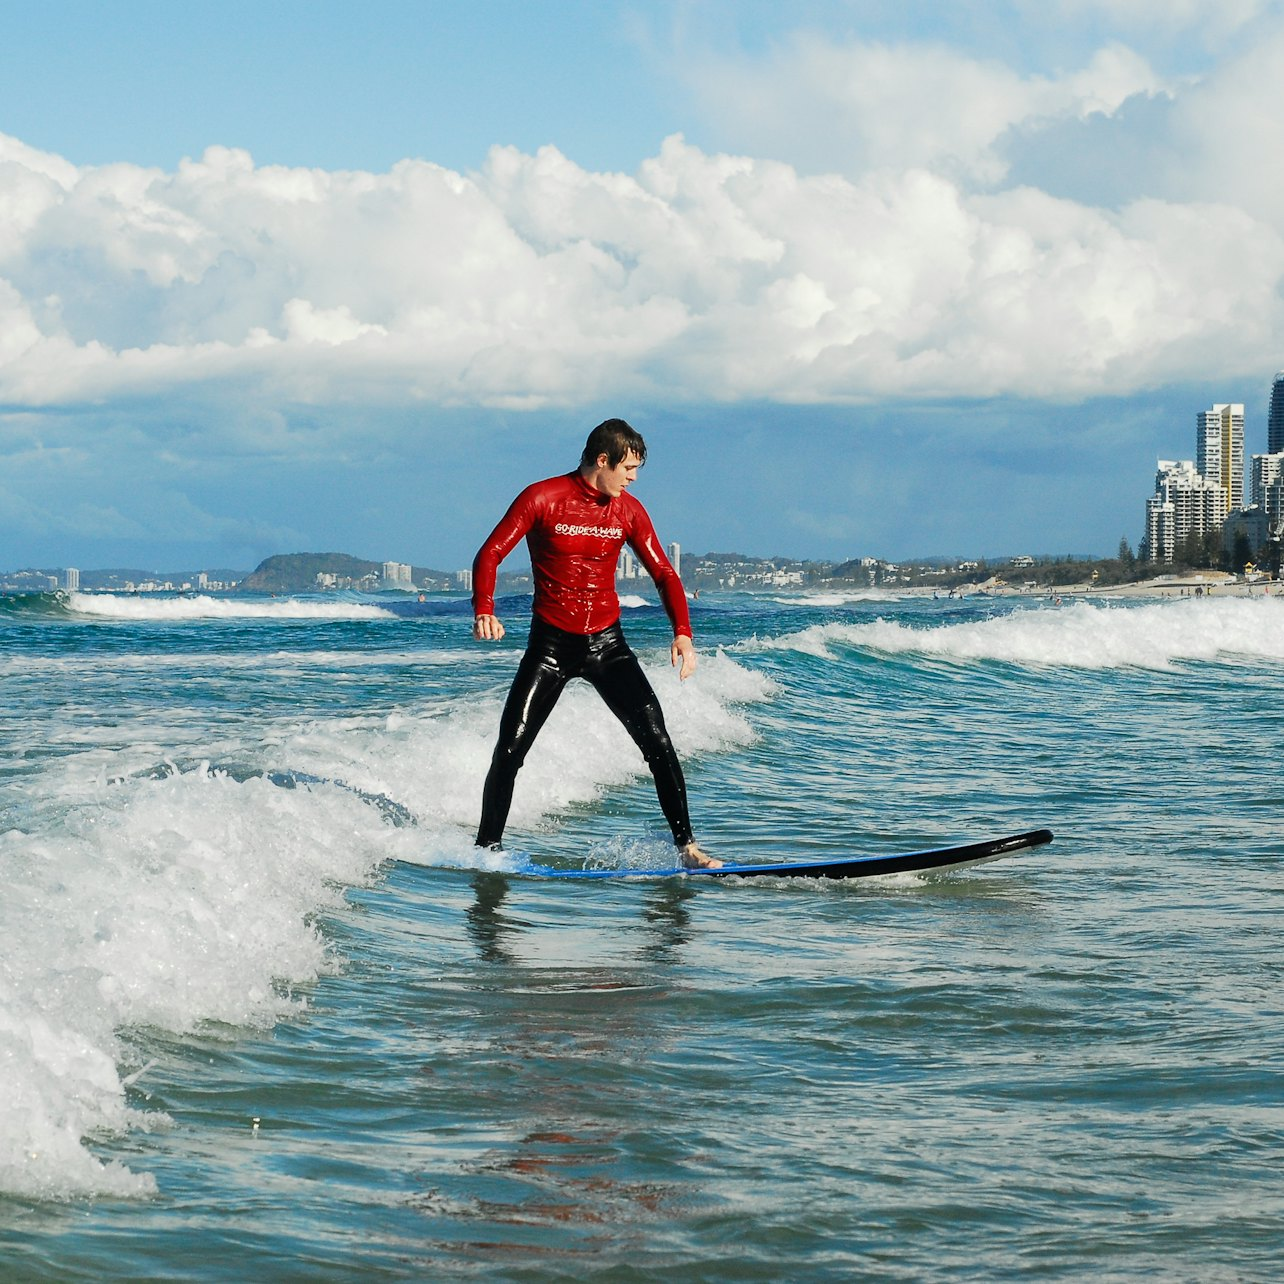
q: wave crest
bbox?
[66,593,395,621]
[741,598,1284,670]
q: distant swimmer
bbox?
[470,418,720,869]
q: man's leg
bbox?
[475,647,568,848]
[586,639,718,866]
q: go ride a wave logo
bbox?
[554,522,624,538]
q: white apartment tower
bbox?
[667,541,681,577]
[381,561,414,588]
[1196,403,1244,513]
[1146,460,1229,563]
[63,568,80,591]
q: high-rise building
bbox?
[382,561,414,588]
[1196,403,1244,512]
[617,548,639,580]
[1251,452,1284,531]
[667,541,681,577]
[1268,372,1284,454]
[63,568,79,591]
[1145,460,1229,563]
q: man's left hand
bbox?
[671,634,697,681]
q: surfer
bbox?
[471,418,720,869]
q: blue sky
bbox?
[3,1,1284,572]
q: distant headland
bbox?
[0,543,1273,597]
[239,553,455,594]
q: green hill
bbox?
[240,553,456,594]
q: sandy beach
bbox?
[904,571,1274,600]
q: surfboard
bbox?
[517,828,1053,881]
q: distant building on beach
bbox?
[63,568,79,591]
[381,561,414,590]
[1251,451,1284,528]
[1146,460,1228,564]
[1143,398,1265,564]
[1196,403,1244,513]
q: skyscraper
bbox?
[1269,372,1284,454]
[1251,452,1284,530]
[1196,403,1244,513]
[381,561,414,588]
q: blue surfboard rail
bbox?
[517,828,1053,882]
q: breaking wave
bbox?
[740,598,1284,670]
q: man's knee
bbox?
[490,738,532,774]
[630,708,675,764]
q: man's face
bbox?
[597,450,642,498]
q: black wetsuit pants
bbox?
[476,618,693,849]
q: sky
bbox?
[3,0,1284,573]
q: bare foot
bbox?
[680,841,723,869]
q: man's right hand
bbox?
[473,614,505,641]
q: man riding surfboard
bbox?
[471,418,720,869]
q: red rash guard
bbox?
[472,472,692,638]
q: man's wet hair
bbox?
[580,418,647,470]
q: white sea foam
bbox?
[276,649,773,839]
[0,647,771,1199]
[65,593,395,621]
[740,598,1284,670]
[618,594,651,609]
[0,766,419,1199]
[0,647,485,677]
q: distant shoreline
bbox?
[901,571,1270,600]
[4,568,1275,603]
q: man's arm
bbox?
[472,487,538,640]
[627,502,696,678]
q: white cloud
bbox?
[0,126,1282,419]
[678,34,1169,186]
[1027,0,1276,43]
[0,279,43,363]
[282,299,388,345]
[1162,28,1284,219]
[1001,26,1284,221]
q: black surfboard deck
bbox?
[517,828,1053,881]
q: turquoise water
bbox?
[2,588,1283,1279]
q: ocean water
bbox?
[2,587,1282,1280]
